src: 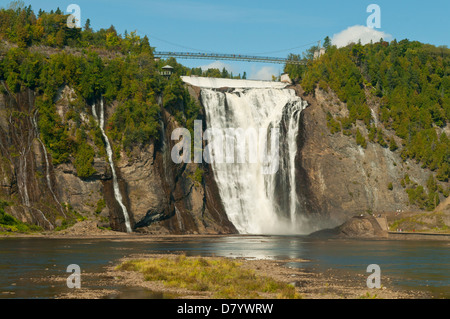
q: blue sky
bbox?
[8,0,450,79]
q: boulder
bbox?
[309,215,388,239]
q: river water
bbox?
[0,236,448,298]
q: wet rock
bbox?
[309,215,388,238]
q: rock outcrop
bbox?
[308,215,388,239]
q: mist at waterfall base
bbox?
[181,77,314,235]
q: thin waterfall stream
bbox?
[92,99,132,233]
[32,113,66,218]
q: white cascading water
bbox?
[182,77,309,234]
[19,151,30,207]
[34,208,53,229]
[92,99,132,233]
[32,114,66,218]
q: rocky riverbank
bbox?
[2,216,449,240]
[308,213,450,240]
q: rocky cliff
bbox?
[0,89,62,230]
[0,83,236,234]
[1,79,448,235]
[182,80,449,234]
[294,85,449,229]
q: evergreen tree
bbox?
[84,18,92,32]
[323,36,331,51]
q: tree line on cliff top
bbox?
[0,3,200,179]
[286,38,449,185]
[284,38,449,209]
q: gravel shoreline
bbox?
[55,253,430,299]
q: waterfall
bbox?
[287,104,302,225]
[92,99,132,233]
[33,208,54,229]
[16,136,31,207]
[20,154,30,207]
[32,114,66,218]
[371,108,378,126]
[189,77,308,235]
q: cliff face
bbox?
[1,80,447,235]
[0,84,236,234]
[295,85,449,228]
[117,106,236,234]
[0,89,63,230]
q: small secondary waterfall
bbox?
[92,99,132,233]
[10,116,32,207]
[185,77,308,234]
[32,113,66,218]
[34,207,54,229]
[19,152,30,206]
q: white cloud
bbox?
[197,63,279,81]
[249,66,279,81]
[331,25,392,48]
[199,61,236,73]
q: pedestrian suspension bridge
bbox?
[153,51,307,65]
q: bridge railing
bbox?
[153,51,307,65]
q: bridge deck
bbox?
[154,51,307,65]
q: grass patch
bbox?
[116,255,301,299]
[54,203,87,231]
[187,167,204,186]
[359,292,379,299]
[95,198,106,214]
[389,211,450,233]
[0,200,43,233]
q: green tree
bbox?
[355,128,367,148]
[389,138,398,151]
[74,141,96,179]
[203,68,222,78]
[323,36,331,51]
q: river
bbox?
[0,236,448,298]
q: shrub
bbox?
[389,138,398,151]
[95,198,106,214]
[356,129,367,148]
[74,142,96,179]
[0,201,43,233]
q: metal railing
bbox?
[154,51,307,65]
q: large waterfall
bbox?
[182,76,309,235]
